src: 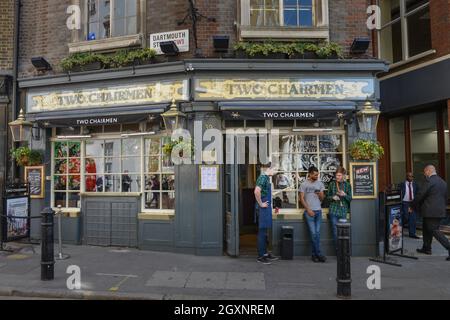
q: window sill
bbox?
[68,34,144,54]
[52,207,81,218]
[138,212,175,220]
[388,49,436,70]
[239,26,329,40]
[273,208,330,220]
[80,192,141,197]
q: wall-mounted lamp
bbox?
[350,37,370,54]
[160,41,179,56]
[32,124,41,141]
[213,35,229,52]
[356,100,381,134]
[161,99,187,133]
[31,57,52,72]
[9,109,32,142]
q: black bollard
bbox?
[41,207,55,281]
[336,221,351,299]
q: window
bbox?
[84,138,141,193]
[250,0,316,27]
[53,141,81,208]
[410,112,438,186]
[144,137,175,210]
[272,133,345,210]
[85,0,139,40]
[389,117,406,185]
[379,0,432,64]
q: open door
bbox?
[224,136,239,256]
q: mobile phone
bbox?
[314,189,321,193]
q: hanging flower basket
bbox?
[10,146,43,167]
[349,139,384,161]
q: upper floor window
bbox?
[379,0,432,64]
[250,0,316,27]
[84,0,139,41]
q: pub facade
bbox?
[19,58,388,256]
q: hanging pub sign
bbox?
[25,166,45,199]
[195,78,375,101]
[26,79,189,113]
[349,162,377,199]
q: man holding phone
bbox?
[300,166,326,263]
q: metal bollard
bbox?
[55,205,70,260]
[41,207,55,281]
[336,220,351,299]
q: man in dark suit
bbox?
[414,165,450,261]
[399,172,420,238]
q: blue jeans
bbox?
[304,210,323,257]
[329,213,339,247]
[402,202,417,236]
[257,228,268,257]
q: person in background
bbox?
[300,166,326,263]
[399,172,420,239]
[254,162,278,265]
[327,166,352,251]
[122,170,132,192]
[413,165,450,261]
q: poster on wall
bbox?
[199,165,219,191]
[387,204,403,253]
[25,166,45,199]
[349,162,377,199]
[2,196,29,242]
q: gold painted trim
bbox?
[138,213,174,220]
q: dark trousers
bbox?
[402,201,417,236]
[422,218,450,253]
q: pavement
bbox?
[0,236,449,300]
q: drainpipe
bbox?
[9,0,21,182]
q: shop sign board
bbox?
[387,204,403,253]
[2,196,29,242]
[349,162,377,199]
[27,79,189,113]
[195,78,375,101]
[25,166,45,199]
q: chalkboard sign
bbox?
[349,162,377,199]
[25,166,45,199]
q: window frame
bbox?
[240,0,329,40]
[378,0,432,65]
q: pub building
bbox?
[18,59,388,256]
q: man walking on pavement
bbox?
[254,162,278,265]
[400,172,420,238]
[414,165,450,261]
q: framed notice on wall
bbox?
[25,166,45,199]
[199,165,219,192]
[349,162,377,199]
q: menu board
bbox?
[25,166,45,199]
[387,204,403,253]
[199,165,219,191]
[3,196,29,241]
[350,162,377,199]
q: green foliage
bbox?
[60,52,108,71]
[316,42,344,58]
[349,139,384,161]
[234,41,343,58]
[162,137,195,157]
[60,48,157,71]
[10,146,43,166]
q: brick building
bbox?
[0,0,17,217]
[12,1,388,257]
[376,0,450,196]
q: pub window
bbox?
[84,0,139,41]
[273,133,345,210]
[379,0,432,64]
[53,141,82,208]
[248,0,324,28]
[84,138,141,193]
[144,136,175,211]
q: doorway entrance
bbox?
[224,133,269,257]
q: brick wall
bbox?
[0,0,15,71]
[329,0,374,57]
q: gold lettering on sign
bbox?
[195,79,374,100]
[28,80,188,112]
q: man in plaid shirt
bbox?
[326,167,352,250]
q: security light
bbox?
[160,41,180,56]
[31,57,52,71]
[350,38,370,54]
